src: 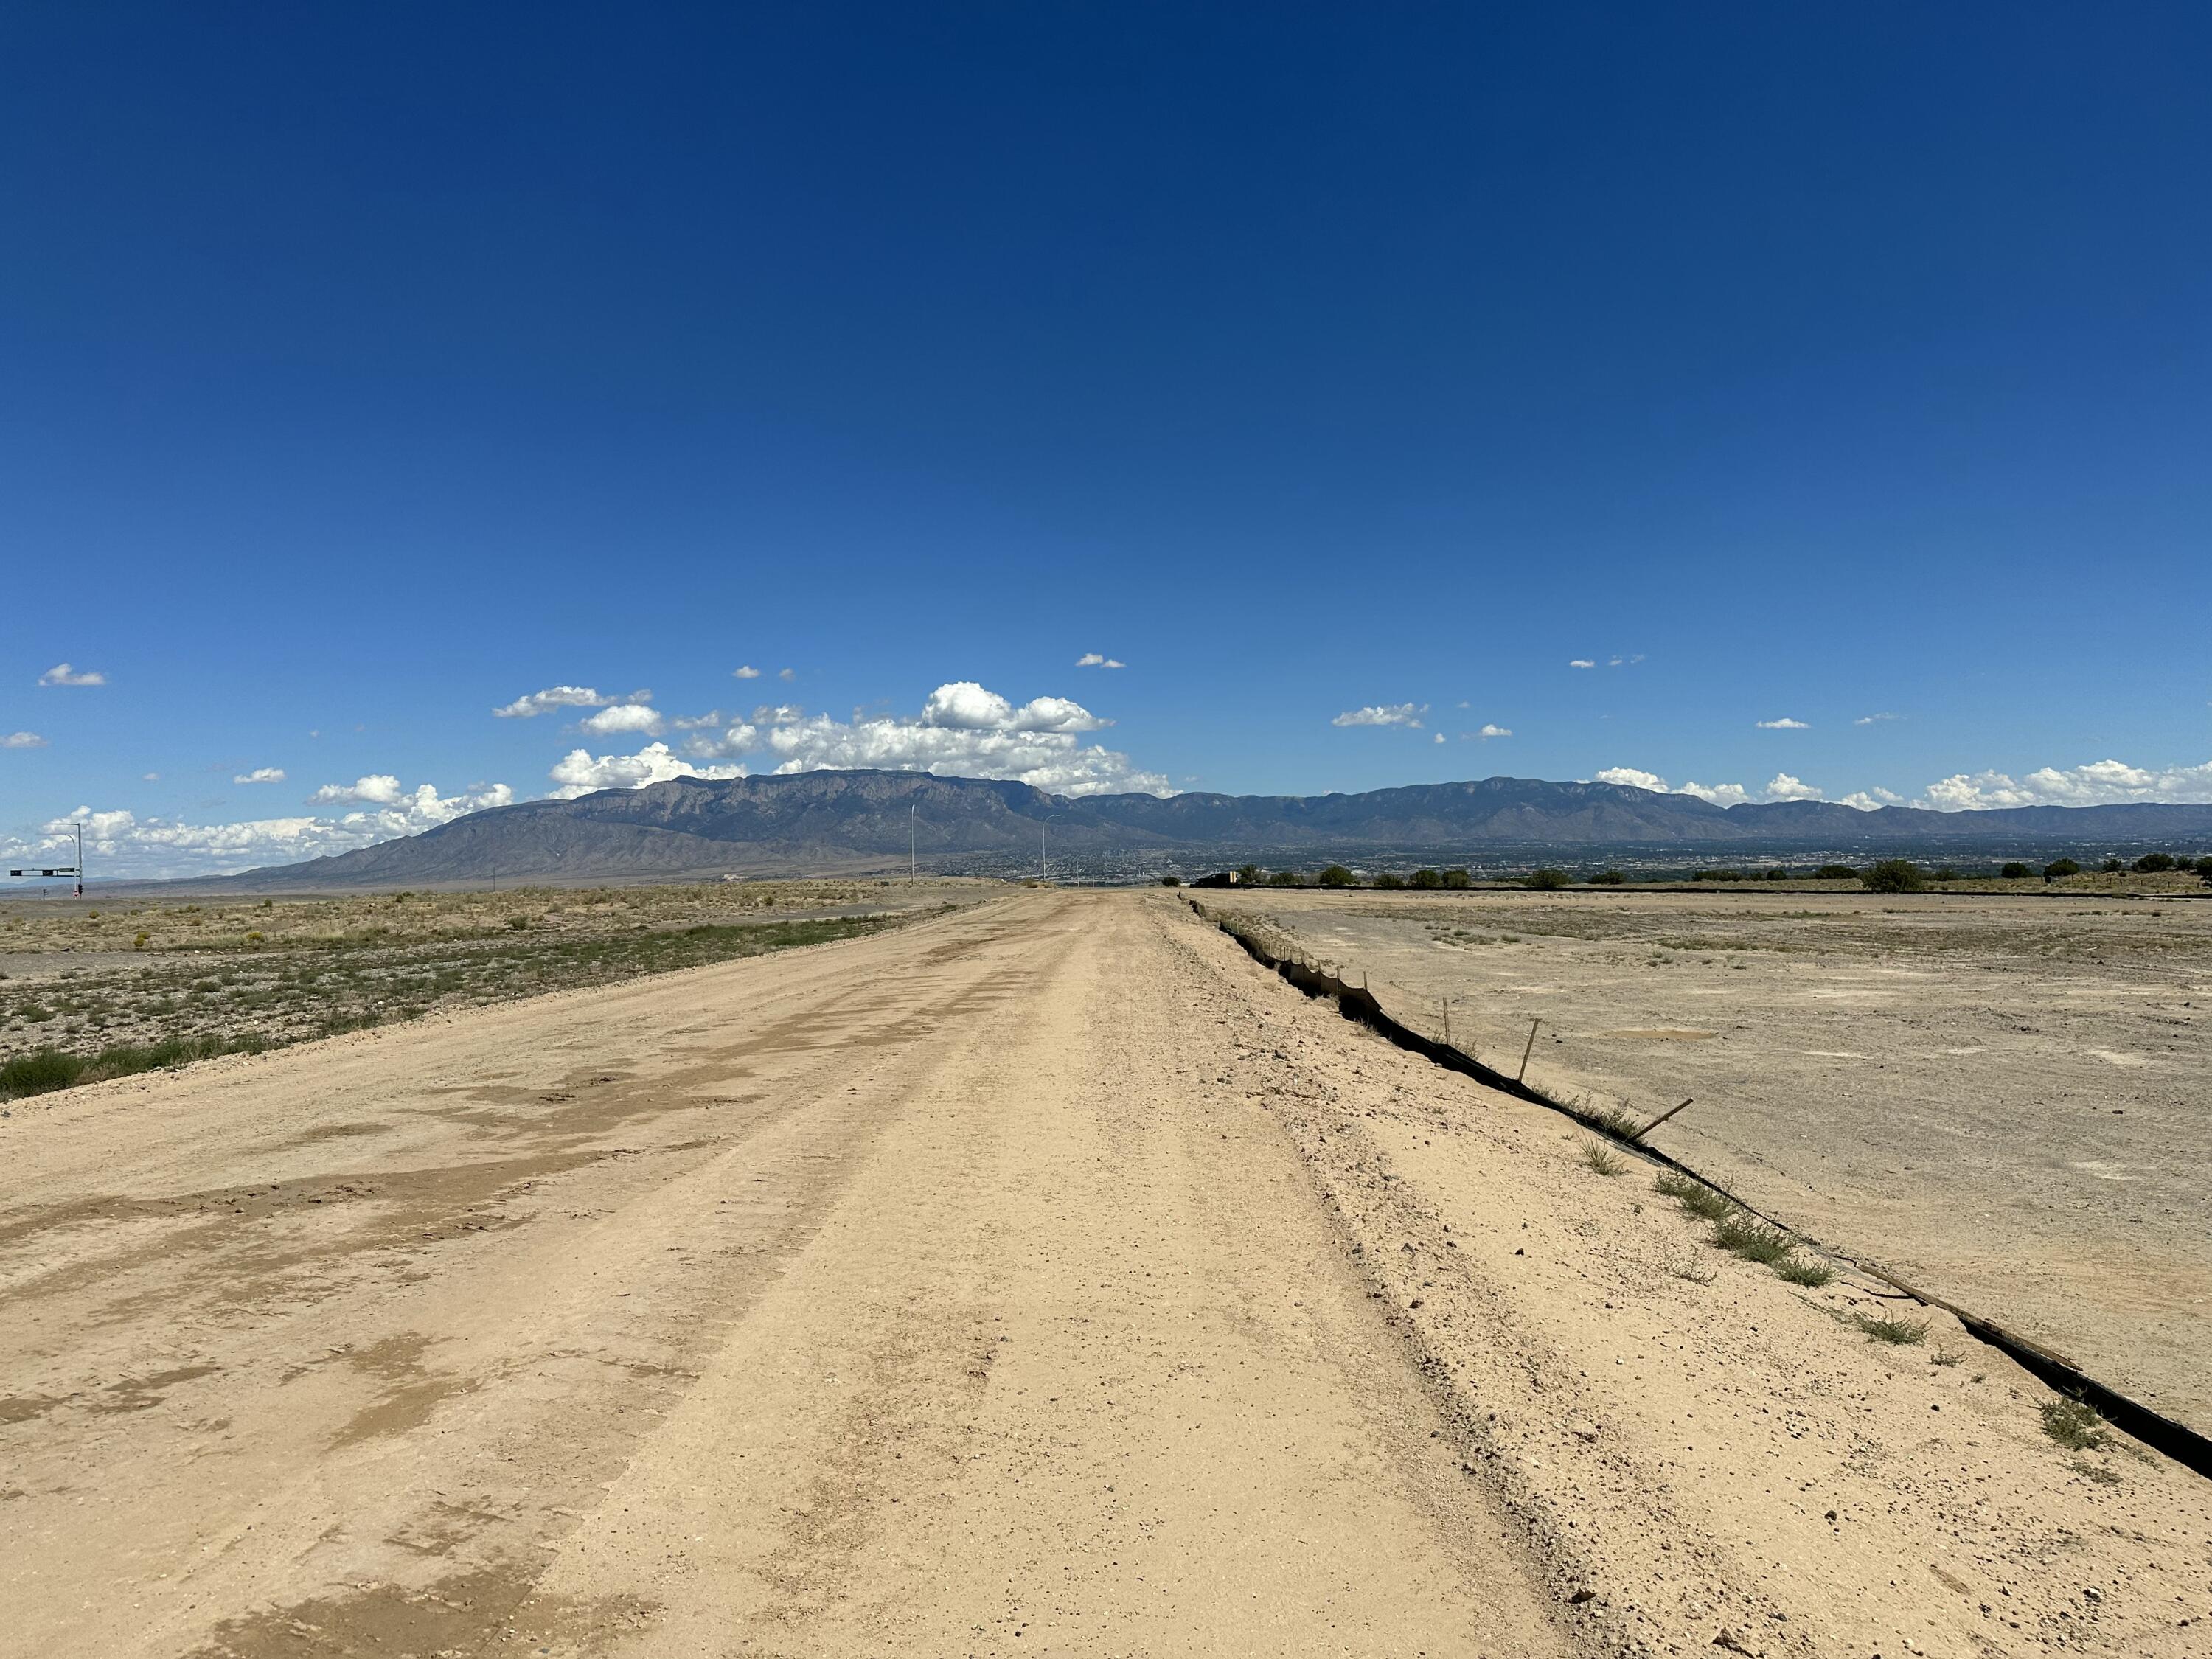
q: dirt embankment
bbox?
[2,891,2205,1658]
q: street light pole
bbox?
[41,821,83,897]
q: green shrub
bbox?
[1862,859,1926,893]
[1408,868,1443,889]
[1523,867,1570,890]
[1158,874,1181,887]
[2132,852,2176,873]
[2039,1397,2110,1451]
[1264,868,1302,887]
[1372,872,1406,890]
[1764,866,1790,880]
[2044,858,2081,878]
[1442,867,1471,888]
[2098,858,2124,873]
[1693,869,1744,882]
[2195,855,2212,876]
[1587,869,1626,885]
[1931,866,1959,881]
[1712,1211,1797,1266]
[1815,863,1859,880]
[2000,862,2032,878]
[1315,865,1354,887]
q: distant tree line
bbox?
[1175,851,2212,891]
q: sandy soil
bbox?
[1208,889,2212,1441]
[4,891,2208,1657]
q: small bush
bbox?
[1265,868,1303,887]
[2195,855,2212,877]
[1442,867,1471,888]
[2043,858,2081,878]
[1775,1256,1834,1287]
[1713,1212,1797,1266]
[1693,869,1744,882]
[2098,858,2124,873]
[1862,858,1927,894]
[1815,863,1859,880]
[1655,1169,1734,1222]
[1931,866,1959,882]
[2132,852,2176,873]
[1579,1139,1627,1177]
[1316,865,1355,888]
[1523,867,1570,890]
[2039,1397,2110,1451]
[1587,869,1626,885]
[1408,868,1443,889]
[1764,866,1790,880]
[2000,862,2032,878]
[1854,1312,1929,1346]
[1666,1254,1715,1285]
[1158,874,1181,886]
[1371,872,1406,890]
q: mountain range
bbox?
[217,771,2212,888]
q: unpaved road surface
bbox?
[6,891,2210,1658]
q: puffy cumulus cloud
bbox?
[4,731,47,749]
[580,703,665,737]
[1332,703,1426,729]
[1756,717,1810,730]
[1471,723,1512,740]
[1839,787,1905,811]
[494,686,651,719]
[548,742,746,799]
[15,781,516,879]
[657,681,1166,798]
[1761,772,1823,802]
[1679,780,1753,807]
[1593,767,1669,791]
[1433,732,1446,744]
[312,774,405,805]
[1568,659,1596,669]
[1916,758,2212,811]
[1076,653,1127,669]
[233,767,286,785]
[919,682,1109,734]
[733,664,762,679]
[38,663,105,686]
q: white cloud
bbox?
[1854,712,1901,726]
[579,703,665,737]
[1838,788,1905,810]
[233,767,287,785]
[3,731,46,749]
[670,709,725,730]
[1756,717,1810,730]
[1433,732,1445,744]
[1916,758,2212,811]
[311,774,405,805]
[1472,723,1512,740]
[9,781,516,879]
[493,685,621,719]
[1076,653,1127,669]
[37,663,106,686]
[1762,771,1823,802]
[1332,703,1426,729]
[779,667,796,682]
[1568,659,1596,669]
[1679,780,1753,807]
[647,679,1166,798]
[549,741,747,799]
[1594,767,1669,791]
[734,665,762,679]
[142,771,159,780]
[1609,654,1646,667]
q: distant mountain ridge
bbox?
[223,771,2212,888]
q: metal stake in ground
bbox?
[1517,1017,1543,1083]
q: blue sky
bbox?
[4,4,2208,874]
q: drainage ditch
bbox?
[1191,896,2212,1483]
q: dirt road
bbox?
[6,892,2209,1658]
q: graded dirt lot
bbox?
[1204,888,2212,1439]
[5,891,2209,1658]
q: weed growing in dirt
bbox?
[1579,1139,1627,1177]
[1666,1254,1715,1285]
[2067,1459,2121,1485]
[0,1032,268,1102]
[1653,1169,1733,1222]
[2039,1397,2110,1451]
[1712,1211,1798,1266]
[1587,1102,1646,1140]
[1853,1312,1930,1346]
[1774,1255,1834,1287]
[1930,1346,1963,1367]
